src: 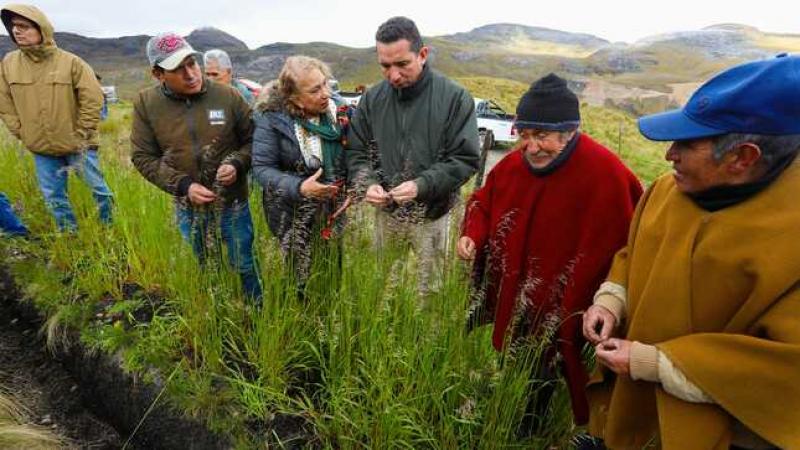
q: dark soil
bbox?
[0,257,231,450]
[0,247,320,449]
[0,298,124,449]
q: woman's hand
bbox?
[388,181,418,204]
[300,168,339,199]
[187,183,217,205]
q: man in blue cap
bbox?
[582,55,800,450]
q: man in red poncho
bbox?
[458,74,643,437]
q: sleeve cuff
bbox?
[291,178,304,201]
[656,348,715,404]
[414,176,428,200]
[593,294,625,324]
[177,177,194,197]
[629,341,659,382]
[593,281,628,322]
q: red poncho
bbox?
[462,133,642,423]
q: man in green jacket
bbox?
[347,16,480,297]
[0,4,112,231]
[131,32,262,302]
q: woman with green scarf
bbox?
[252,56,348,300]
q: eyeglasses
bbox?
[11,22,33,32]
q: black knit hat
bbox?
[515,73,580,131]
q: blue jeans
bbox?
[33,150,113,231]
[0,192,28,237]
[176,201,263,302]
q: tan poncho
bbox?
[588,159,800,450]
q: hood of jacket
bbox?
[256,83,293,115]
[1,4,56,61]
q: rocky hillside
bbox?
[186,27,248,52]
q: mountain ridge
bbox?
[0,22,796,114]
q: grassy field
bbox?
[0,95,669,449]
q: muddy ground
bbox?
[0,256,234,450]
[0,293,124,449]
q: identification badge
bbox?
[208,109,226,126]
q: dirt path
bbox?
[0,295,124,449]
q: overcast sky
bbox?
[12,0,800,49]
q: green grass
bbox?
[0,102,669,448]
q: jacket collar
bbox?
[19,44,54,62]
[160,77,209,102]
[395,63,432,102]
[524,132,581,177]
[687,150,799,211]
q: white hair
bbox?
[203,49,232,70]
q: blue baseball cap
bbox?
[638,54,800,141]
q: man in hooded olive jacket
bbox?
[347,17,479,298]
[583,55,800,450]
[0,4,112,231]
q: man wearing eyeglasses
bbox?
[0,4,113,232]
[458,73,642,440]
[130,32,262,303]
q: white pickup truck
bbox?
[474,98,516,149]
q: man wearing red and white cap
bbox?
[131,32,263,303]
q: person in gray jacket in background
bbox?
[204,48,255,104]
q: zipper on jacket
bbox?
[399,101,408,175]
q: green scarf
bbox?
[299,114,344,183]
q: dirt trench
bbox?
[0,261,231,450]
[0,287,124,448]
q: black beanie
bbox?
[515,73,580,131]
